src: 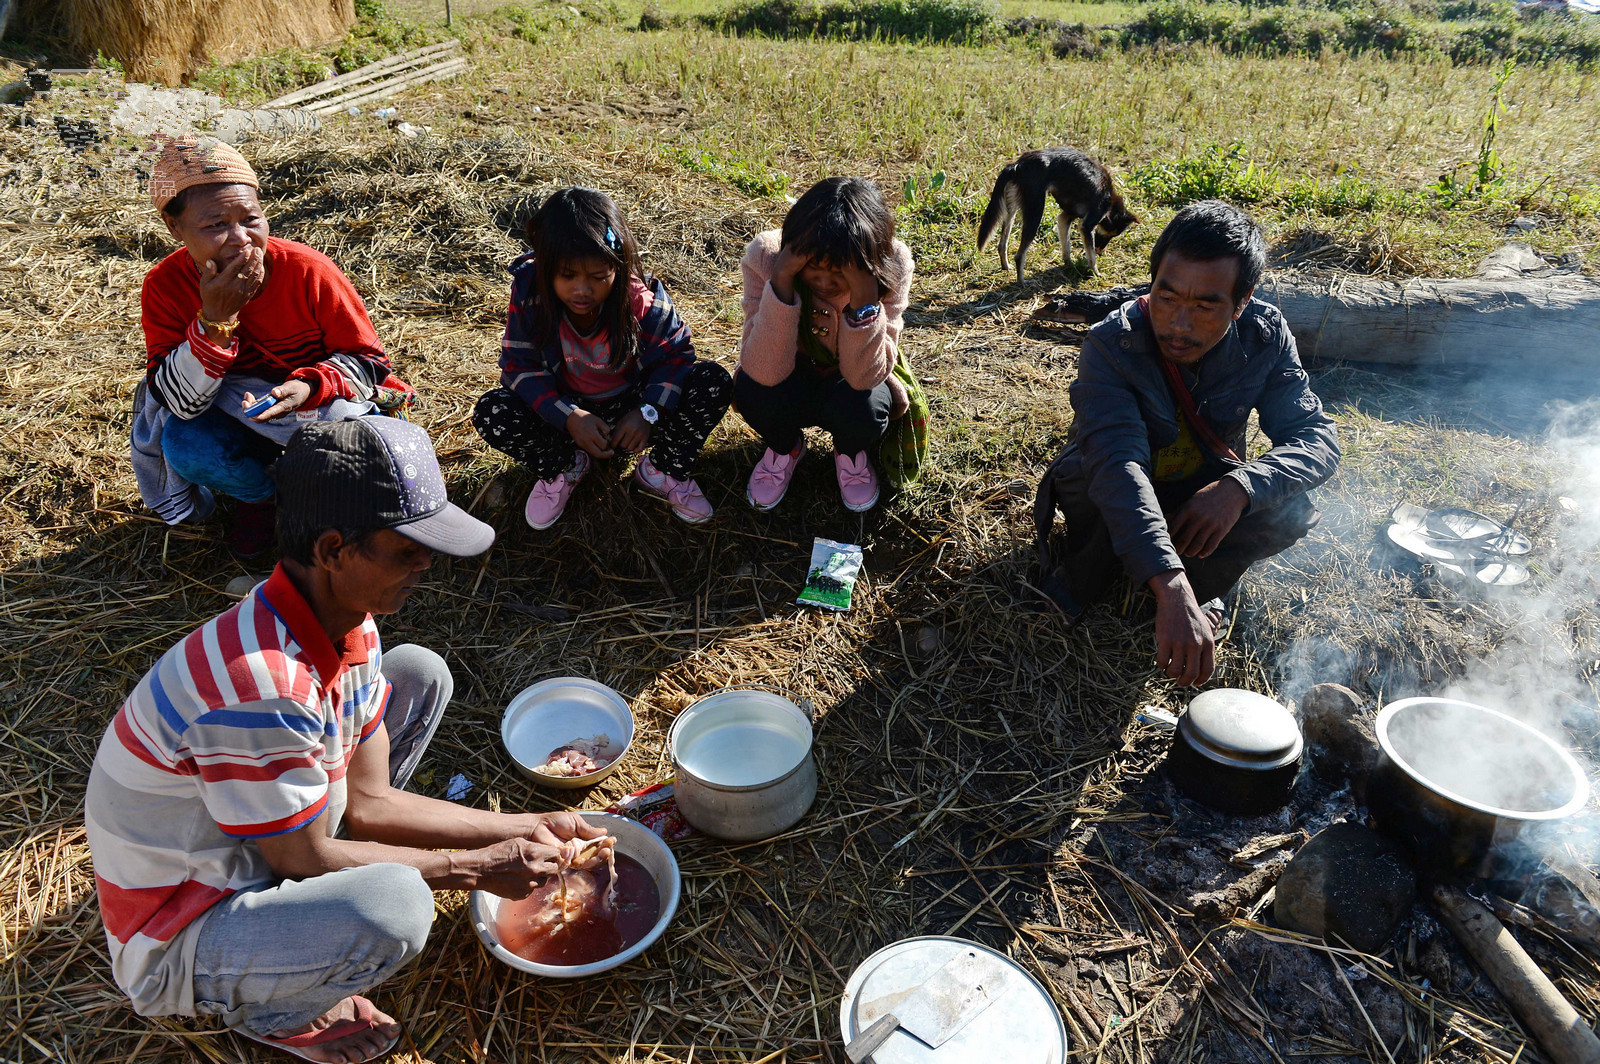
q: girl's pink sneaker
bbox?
[835,450,879,512]
[634,455,714,524]
[746,441,805,511]
[524,451,589,530]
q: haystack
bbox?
[18,0,355,85]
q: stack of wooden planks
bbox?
[263,39,466,116]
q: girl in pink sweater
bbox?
[735,178,914,513]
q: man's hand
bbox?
[525,813,614,872]
[199,244,266,328]
[566,409,614,459]
[242,380,312,422]
[526,812,609,848]
[1170,478,1249,559]
[465,837,570,899]
[610,409,652,453]
[770,245,808,304]
[1149,569,1215,687]
[841,261,880,312]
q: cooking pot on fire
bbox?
[1367,697,1590,877]
[668,686,818,841]
[1165,688,1304,815]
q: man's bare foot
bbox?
[1200,597,1227,637]
[247,995,400,1063]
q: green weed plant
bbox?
[334,0,439,72]
[665,147,791,197]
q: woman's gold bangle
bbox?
[197,311,240,342]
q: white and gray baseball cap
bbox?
[276,417,494,557]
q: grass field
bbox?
[390,0,1150,24]
[3,2,1600,1062]
[192,0,1600,284]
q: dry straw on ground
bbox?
[2,76,1599,1063]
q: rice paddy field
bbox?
[3,2,1600,1061]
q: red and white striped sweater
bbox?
[140,237,396,419]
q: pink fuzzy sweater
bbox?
[737,230,914,408]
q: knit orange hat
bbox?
[149,137,260,213]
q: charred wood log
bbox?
[1433,885,1600,1064]
[1187,852,1293,920]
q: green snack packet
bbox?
[797,537,864,611]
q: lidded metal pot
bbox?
[1164,688,1304,815]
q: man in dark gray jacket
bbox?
[1035,201,1340,685]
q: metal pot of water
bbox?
[669,686,818,842]
[1368,697,1589,877]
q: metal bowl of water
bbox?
[469,812,680,978]
[1368,697,1589,876]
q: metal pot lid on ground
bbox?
[839,937,1067,1063]
[1384,503,1532,587]
[1179,688,1303,771]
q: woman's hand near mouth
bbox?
[199,243,266,332]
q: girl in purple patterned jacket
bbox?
[473,188,732,529]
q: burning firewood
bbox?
[1432,885,1600,1064]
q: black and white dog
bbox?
[977,147,1138,282]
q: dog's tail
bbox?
[976,164,1016,252]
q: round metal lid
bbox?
[1179,688,1303,770]
[839,937,1067,1063]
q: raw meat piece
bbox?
[533,733,615,777]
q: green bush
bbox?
[1241,9,1344,53]
[191,51,335,100]
[335,0,435,72]
[1124,2,1238,48]
[1129,143,1280,205]
[1340,12,1419,54]
[1449,20,1516,63]
[1091,0,1597,66]
[1439,0,1513,20]
[639,4,674,29]
[703,0,997,44]
[1508,13,1600,65]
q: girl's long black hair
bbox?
[780,177,904,299]
[523,187,643,370]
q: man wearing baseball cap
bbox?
[86,418,608,1064]
[131,136,414,558]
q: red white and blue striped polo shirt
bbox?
[85,565,389,1017]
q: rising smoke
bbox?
[1439,399,1600,740]
[1271,392,1600,855]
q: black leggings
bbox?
[472,362,733,481]
[733,366,891,457]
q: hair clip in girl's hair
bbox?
[604,226,621,251]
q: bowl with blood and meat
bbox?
[502,677,635,789]
[470,812,681,978]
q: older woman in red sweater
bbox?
[132,138,408,557]
[734,177,914,513]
